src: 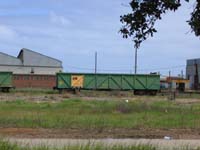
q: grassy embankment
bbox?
[0,98,200,129]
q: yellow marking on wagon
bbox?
[71,75,84,88]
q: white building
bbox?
[0,48,63,75]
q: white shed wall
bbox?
[0,65,62,75]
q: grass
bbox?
[2,139,200,150]
[0,139,156,150]
[0,98,199,129]
[176,93,200,99]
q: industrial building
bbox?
[0,48,63,75]
[186,58,200,90]
[160,77,190,92]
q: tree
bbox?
[120,0,200,49]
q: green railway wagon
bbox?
[56,73,160,95]
[0,72,13,92]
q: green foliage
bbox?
[188,1,200,36]
[120,0,200,48]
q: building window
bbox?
[31,68,34,74]
[24,76,29,80]
[14,76,19,80]
[44,76,49,80]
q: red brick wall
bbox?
[13,74,56,89]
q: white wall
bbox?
[0,65,62,75]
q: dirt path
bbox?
[7,138,200,150]
[1,128,200,139]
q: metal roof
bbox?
[0,52,22,66]
[18,48,62,68]
[0,48,62,68]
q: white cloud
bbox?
[0,24,17,40]
[49,11,70,26]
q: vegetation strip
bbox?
[0,139,156,150]
[0,99,199,130]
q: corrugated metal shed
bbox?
[186,58,200,89]
[0,48,63,75]
[18,48,62,68]
[0,52,22,66]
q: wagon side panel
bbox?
[56,73,71,89]
[0,72,13,88]
[146,75,160,90]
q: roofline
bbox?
[0,52,21,61]
[187,58,200,61]
[0,64,63,68]
[18,48,62,63]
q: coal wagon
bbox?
[56,73,160,95]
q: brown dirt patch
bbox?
[0,128,200,139]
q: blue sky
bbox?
[0,0,199,76]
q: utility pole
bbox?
[168,70,175,100]
[94,52,98,90]
[135,48,138,74]
[95,52,97,74]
